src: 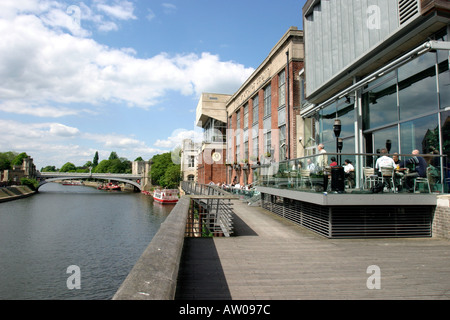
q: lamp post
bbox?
[332,118,345,193]
[333,119,342,165]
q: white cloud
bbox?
[96,0,137,21]
[49,123,80,137]
[0,12,254,110]
[154,128,203,149]
[162,3,177,14]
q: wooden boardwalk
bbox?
[175,200,450,300]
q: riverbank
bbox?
[0,185,36,203]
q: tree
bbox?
[160,165,181,189]
[93,151,99,167]
[60,162,76,172]
[41,165,57,172]
[12,152,28,166]
[150,152,181,188]
[0,151,17,171]
[109,151,119,161]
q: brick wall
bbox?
[432,195,450,239]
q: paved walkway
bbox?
[175,200,450,300]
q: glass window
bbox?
[252,124,259,159]
[264,131,272,155]
[236,110,240,129]
[279,69,286,108]
[244,104,249,129]
[438,59,450,109]
[400,114,438,154]
[441,111,450,158]
[398,51,438,120]
[279,124,286,161]
[362,76,398,130]
[278,106,286,126]
[264,84,271,117]
[319,104,337,145]
[336,98,355,138]
[252,94,259,124]
[372,125,399,154]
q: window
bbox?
[244,104,249,129]
[279,124,286,161]
[252,94,259,125]
[279,69,286,108]
[252,123,259,159]
[398,51,437,120]
[400,114,438,154]
[264,84,271,117]
[188,156,195,168]
[236,110,240,129]
[362,72,397,130]
[187,174,195,182]
[264,131,271,156]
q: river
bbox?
[0,182,173,300]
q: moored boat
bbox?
[152,189,179,204]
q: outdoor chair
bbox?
[300,169,311,189]
[380,167,396,193]
[363,167,377,189]
[414,166,432,193]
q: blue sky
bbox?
[0,0,305,169]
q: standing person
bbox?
[404,149,427,192]
[317,143,328,169]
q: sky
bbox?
[0,0,306,170]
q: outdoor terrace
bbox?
[242,152,448,238]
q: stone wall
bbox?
[433,195,450,239]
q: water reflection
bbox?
[0,183,172,300]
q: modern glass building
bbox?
[301,0,449,185]
[255,0,450,238]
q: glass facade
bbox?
[307,30,449,161]
[304,29,449,192]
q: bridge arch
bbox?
[38,177,142,191]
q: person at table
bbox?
[375,148,396,174]
[329,156,338,167]
[307,158,316,174]
[344,159,355,188]
[404,149,427,192]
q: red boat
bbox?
[152,189,179,204]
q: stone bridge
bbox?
[36,172,145,191]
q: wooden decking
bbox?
[175,199,450,300]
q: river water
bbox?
[0,183,173,300]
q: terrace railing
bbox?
[251,152,449,194]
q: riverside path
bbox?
[175,199,450,300]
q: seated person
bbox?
[375,148,396,175]
[307,159,316,174]
[344,159,355,187]
[329,157,337,167]
[404,149,427,192]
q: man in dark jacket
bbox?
[404,149,427,192]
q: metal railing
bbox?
[251,152,449,194]
[181,182,238,237]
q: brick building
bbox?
[226,27,305,186]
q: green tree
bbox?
[160,164,181,189]
[60,162,76,172]
[93,151,99,167]
[41,165,57,172]
[12,152,28,166]
[0,151,17,171]
[109,151,119,160]
[20,177,38,190]
[150,152,180,187]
